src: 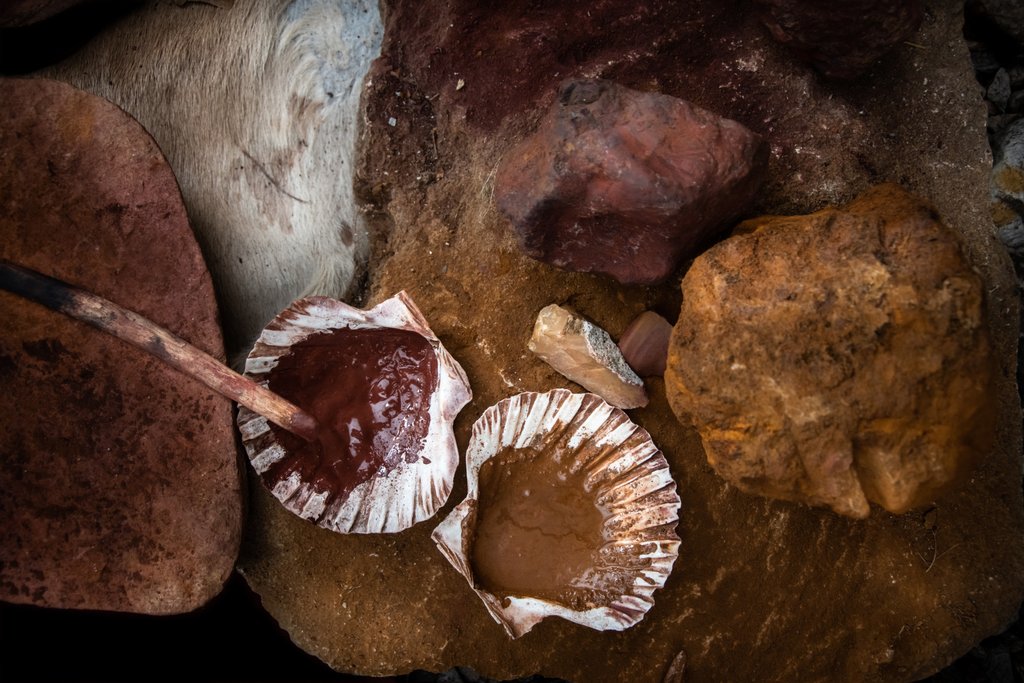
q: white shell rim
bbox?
[237,291,472,534]
[431,388,681,638]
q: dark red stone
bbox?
[756,0,923,79]
[494,79,768,285]
[0,78,242,614]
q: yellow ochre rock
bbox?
[666,184,995,518]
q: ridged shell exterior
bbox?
[237,292,471,534]
[432,388,680,638]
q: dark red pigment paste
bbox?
[264,328,438,507]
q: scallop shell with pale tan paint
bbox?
[237,292,471,534]
[432,388,680,638]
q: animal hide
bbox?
[42,0,383,355]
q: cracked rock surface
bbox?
[665,184,995,519]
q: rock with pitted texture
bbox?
[0,78,242,614]
[756,0,923,79]
[494,79,767,285]
[666,184,995,519]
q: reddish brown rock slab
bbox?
[240,0,1024,681]
[755,0,923,79]
[0,78,242,614]
[666,185,995,519]
[494,79,767,285]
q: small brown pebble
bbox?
[618,311,673,377]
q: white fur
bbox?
[43,0,383,352]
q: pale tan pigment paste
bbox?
[470,446,605,605]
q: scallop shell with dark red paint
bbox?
[432,388,681,638]
[238,292,471,534]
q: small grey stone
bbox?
[997,117,1024,164]
[993,118,1024,206]
[988,68,1012,111]
[1009,64,1024,90]
[989,114,1023,155]
[1008,89,1024,115]
[969,43,1001,77]
[997,217,1024,255]
[992,194,1022,229]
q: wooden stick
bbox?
[0,259,318,442]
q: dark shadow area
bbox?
[0,573,365,683]
[0,0,140,75]
[920,604,1024,683]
